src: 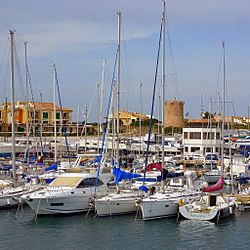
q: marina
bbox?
[0,0,250,249]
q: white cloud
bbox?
[9,20,156,58]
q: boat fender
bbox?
[178,198,184,207]
[229,206,233,214]
[135,198,142,206]
[149,186,156,196]
[216,210,221,224]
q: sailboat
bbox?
[136,1,200,220]
[178,192,236,222]
[178,42,237,223]
[178,177,236,222]
[0,31,41,208]
[94,11,145,217]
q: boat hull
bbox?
[24,195,91,215]
[0,196,19,208]
[0,186,39,208]
[179,202,235,222]
[204,175,220,184]
[139,199,178,220]
[95,197,137,216]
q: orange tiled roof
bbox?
[186,119,218,123]
[3,102,73,112]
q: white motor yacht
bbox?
[21,172,112,215]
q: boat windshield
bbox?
[49,177,83,187]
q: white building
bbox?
[183,119,221,156]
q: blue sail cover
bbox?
[239,176,250,184]
[113,166,141,184]
[90,156,101,164]
[45,162,58,172]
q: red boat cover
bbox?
[203,176,224,192]
[146,162,162,172]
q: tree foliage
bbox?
[130,118,158,127]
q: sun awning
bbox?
[49,176,83,187]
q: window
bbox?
[43,112,48,119]
[17,127,25,132]
[203,132,214,140]
[56,112,60,119]
[189,132,201,139]
[191,147,200,152]
[77,178,103,188]
[0,110,1,119]
[184,132,188,139]
[206,147,212,153]
[63,112,68,119]
[50,203,64,206]
[216,133,220,140]
[30,111,38,119]
[185,147,189,152]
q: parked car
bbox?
[205,153,219,161]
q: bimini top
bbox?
[49,173,95,187]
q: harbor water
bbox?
[0,207,249,250]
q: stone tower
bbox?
[164,98,185,128]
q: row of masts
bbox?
[7,1,227,184]
[8,30,63,185]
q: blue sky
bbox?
[0,0,249,121]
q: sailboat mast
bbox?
[52,64,57,163]
[40,92,43,157]
[98,58,106,153]
[248,106,250,131]
[139,82,143,160]
[10,30,16,185]
[76,103,79,153]
[97,82,100,153]
[116,11,121,165]
[24,41,29,164]
[161,1,166,170]
[209,96,213,171]
[221,41,226,174]
[84,104,88,154]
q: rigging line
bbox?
[13,42,25,100]
[121,25,134,112]
[96,59,106,128]
[165,10,179,99]
[25,51,36,135]
[54,67,71,162]
[222,44,230,119]
[95,49,118,193]
[27,61,35,106]
[0,39,9,101]
[79,83,98,138]
[215,46,223,101]
[143,19,163,186]
[231,101,236,117]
